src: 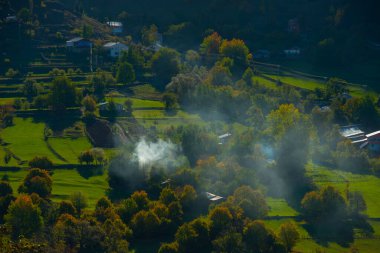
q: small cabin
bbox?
[66,37,92,52]
[218,133,232,145]
[5,15,17,23]
[107,21,123,35]
[103,42,129,58]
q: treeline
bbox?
[63,0,380,67]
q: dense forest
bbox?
[0,0,380,252]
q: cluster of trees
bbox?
[0,166,304,253]
[0,165,199,253]
[0,173,133,252]
[68,0,380,70]
[160,187,299,253]
[302,185,366,223]
[78,148,107,165]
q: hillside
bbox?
[0,1,380,253]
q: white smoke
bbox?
[133,138,184,170]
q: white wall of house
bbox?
[104,42,129,58]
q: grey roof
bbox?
[340,126,365,138]
[205,192,223,202]
[107,21,123,27]
[67,37,84,43]
[104,42,118,47]
[218,133,232,139]
[103,42,128,49]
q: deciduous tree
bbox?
[5,195,43,238]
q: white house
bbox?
[103,42,129,58]
[107,21,123,35]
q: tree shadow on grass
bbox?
[302,215,374,247]
[303,221,354,247]
[26,112,81,133]
[76,165,104,179]
[164,109,178,117]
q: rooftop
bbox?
[205,192,224,202]
[103,42,118,47]
[67,37,84,43]
[366,130,380,138]
[103,42,128,48]
[107,21,123,27]
[340,126,365,138]
[218,133,232,139]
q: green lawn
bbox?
[0,97,19,105]
[133,109,201,120]
[106,97,165,109]
[266,197,299,217]
[1,117,93,165]
[307,164,380,218]
[265,218,380,253]
[0,168,108,209]
[130,84,162,100]
[266,74,325,90]
[1,117,60,164]
[265,74,373,97]
[253,76,278,89]
[47,137,92,163]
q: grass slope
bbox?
[1,117,92,165]
[1,117,59,164]
[265,74,374,97]
[0,168,108,209]
[307,164,380,218]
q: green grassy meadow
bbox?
[1,117,92,165]
[106,97,165,108]
[265,218,380,253]
[1,82,380,252]
[263,73,374,97]
[2,117,59,164]
[0,168,108,209]
[307,164,380,218]
[48,137,92,163]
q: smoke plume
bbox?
[133,138,183,170]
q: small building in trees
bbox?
[107,21,123,35]
[147,32,164,52]
[5,15,17,23]
[205,192,224,202]
[103,42,129,58]
[340,125,366,144]
[66,37,92,52]
[340,126,380,153]
[218,133,232,145]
